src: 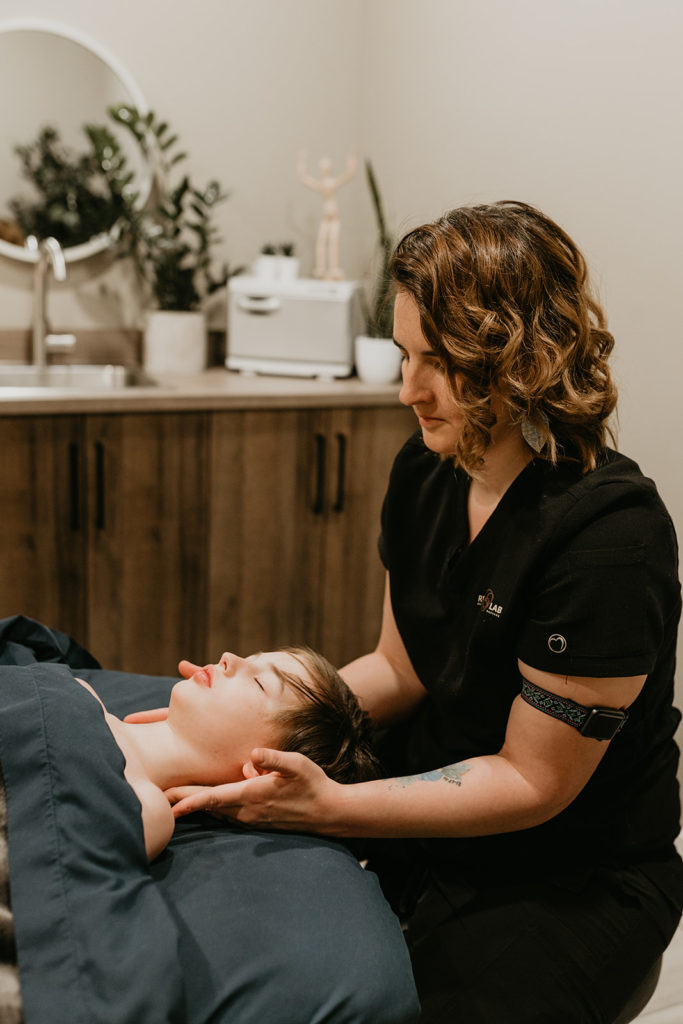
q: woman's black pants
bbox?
[401,861,682,1023]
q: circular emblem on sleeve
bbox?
[547,633,567,654]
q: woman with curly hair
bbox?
[170,202,683,1023]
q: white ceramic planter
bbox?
[252,255,300,281]
[144,310,207,375]
[252,254,280,279]
[354,335,402,384]
[277,256,300,282]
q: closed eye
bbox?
[253,676,265,693]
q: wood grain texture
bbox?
[85,412,209,674]
[0,403,414,674]
[0,414,86,641]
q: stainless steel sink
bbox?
[0,364,156,390]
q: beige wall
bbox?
[1,0,682,703]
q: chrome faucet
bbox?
[27,236,75,369]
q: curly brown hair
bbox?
[271,647,380,784]
[390,200,617,473]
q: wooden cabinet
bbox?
[205,405,413,666]
[316,405,412,664]
[83,413,208,674]
[0,415,86,641]
[205,408,317,659]
[0,403,413,675]
[0,412,208,675]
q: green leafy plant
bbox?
[363,160,395,338]
[86,105,240,311]
[6,125,123,247]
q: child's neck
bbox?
[106,716,195,792]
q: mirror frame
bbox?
[0,16,149,265]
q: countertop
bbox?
[0,366,404,415]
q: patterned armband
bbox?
[520,678,628,742]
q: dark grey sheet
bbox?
[0,617,419,1024]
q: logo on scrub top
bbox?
[477,588,503,618]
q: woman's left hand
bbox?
[165,748,341,833]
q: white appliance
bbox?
[227,276,362,378]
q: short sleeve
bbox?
[516,500,680,678]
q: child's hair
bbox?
[271,647,380,784]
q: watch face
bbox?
[580,708,627,741]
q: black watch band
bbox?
[520,678,628,741]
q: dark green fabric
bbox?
[0,662,184,1024]
[0,616,419,1024]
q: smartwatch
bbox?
[520,679,628,741]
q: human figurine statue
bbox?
[297,151,357,280]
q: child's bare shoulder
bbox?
[132,775,175,861]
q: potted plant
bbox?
[253,243,279,279]
[277,242,299,281]
[355,160,402,384]
[6,125,125,248]
[252,242,299,282]
[86,105,240,374]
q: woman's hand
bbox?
[166,748,342,833]
[124,707,169,724]
[123,658,197,723]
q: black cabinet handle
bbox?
[68,442,80,531]
[312,433,326,515]
[94,442,106,530]
[333,432,347,513]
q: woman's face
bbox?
[394,291,465,455]
[167,651,307,782]
[394,290,526,467]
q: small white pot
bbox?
[252,255,280,279]
[144,310,207,375]
[354,335,402,384]
[252,255,300,281]
[277,256,300,282]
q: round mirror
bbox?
[0,18,149,264]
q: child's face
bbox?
[167,651,309,782]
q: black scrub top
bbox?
[379,432,683,880]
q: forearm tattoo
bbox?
[388,762,470,790]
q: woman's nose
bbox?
[399,362,431,407]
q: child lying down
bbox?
[0,619,419,1024]
[78,646,379,859]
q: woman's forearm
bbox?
[313,685,613,841]
[336,655,558,836]
[320,752,569,839]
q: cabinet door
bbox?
[84,413,209,675]
[317,406,414,666]
[206,409,324,657]
[206,405,413,668]
[0,415,87,641]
